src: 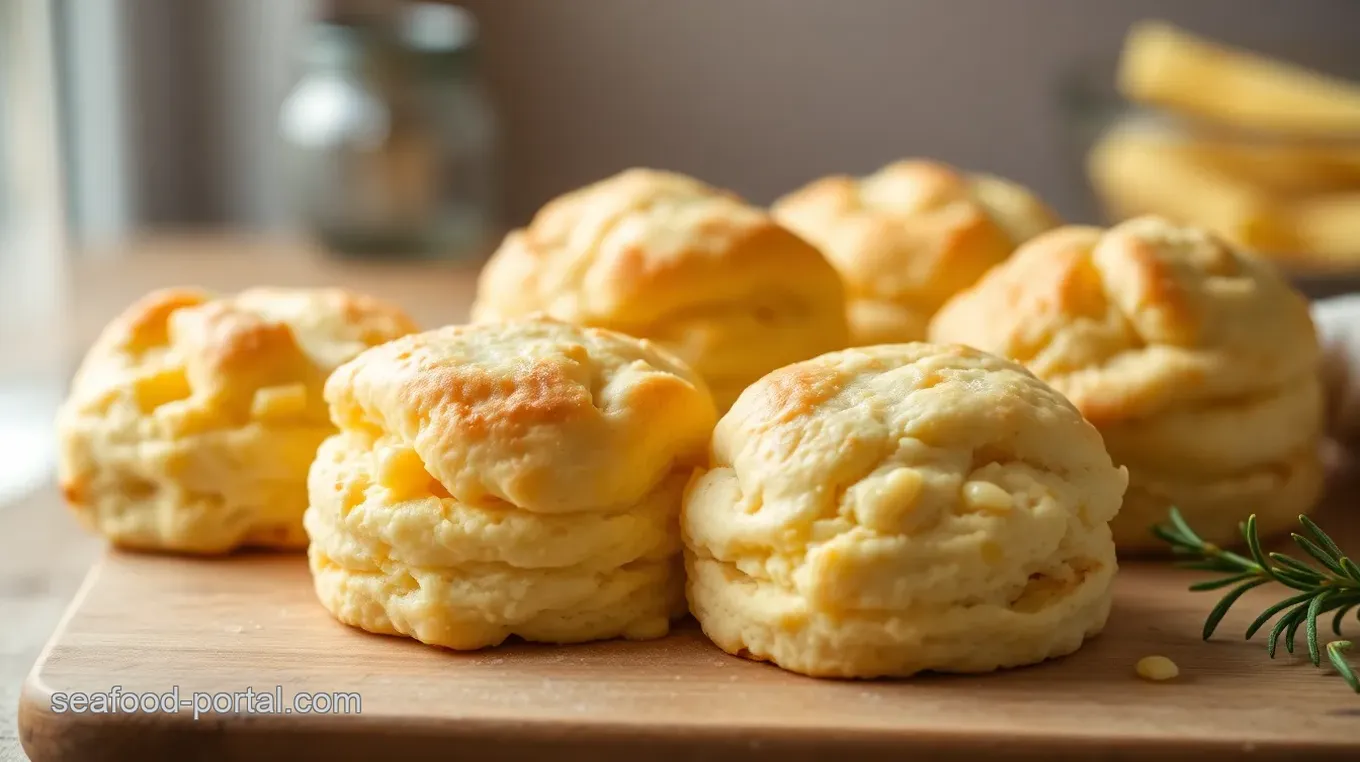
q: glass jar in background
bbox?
[0,0,68,503]
[279,3,499,260]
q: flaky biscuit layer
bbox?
[1114,444,1323,549]
[686,554,1111,678]
[311,554,683,650]
[1098,375,1321,475]
[307,433,683,571]
[306,434,686,649]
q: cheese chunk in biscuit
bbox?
[57,287,417,553]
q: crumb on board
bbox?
[1136,655,1179,681]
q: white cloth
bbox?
[1313,295,1360,443]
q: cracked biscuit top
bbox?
[773,160,1059,344]
[322,317,718,514]
[65,287,417,428]
[930,216,1319,425]
[56,286,418,552]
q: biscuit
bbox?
[682,343,1126,678]
[306,318,716,649]
[57,287,418,553]
[772,160,1059,345]
[930,217,1323,549]
[470,168,848,410]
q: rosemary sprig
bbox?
[1152,508,1360,693]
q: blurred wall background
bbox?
[50,0,1360,242]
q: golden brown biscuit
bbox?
[930,217,1323,549]
[682,343,1126,678]
[306,317,716,649]
[57,287,417,553]
[772,160,1059,345]
[470,168,848,410]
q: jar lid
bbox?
[399,3,478,54]
[300,23,386,70]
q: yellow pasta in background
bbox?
[1119,21,1360,136]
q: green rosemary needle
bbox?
[1152,508,1360,694]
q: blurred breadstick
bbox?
[1288,193,1360,263]
[1087,127,1294,253]
[1119,21,1360,135]
[1184,141,1360,197]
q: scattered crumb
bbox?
[1136,655,1179,681]
[225,625,244,634]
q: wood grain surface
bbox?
[0,495,97,762]
[17,479,1360,762]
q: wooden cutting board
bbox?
[17,483,1360,762]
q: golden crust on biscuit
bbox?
[772,160,1058,345]
[324,317,716,512]
[929,217,1323,548]
[57,287,417,553]
[682,343,1126,678]
[307,317,715,649]
[471,168,848,409]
